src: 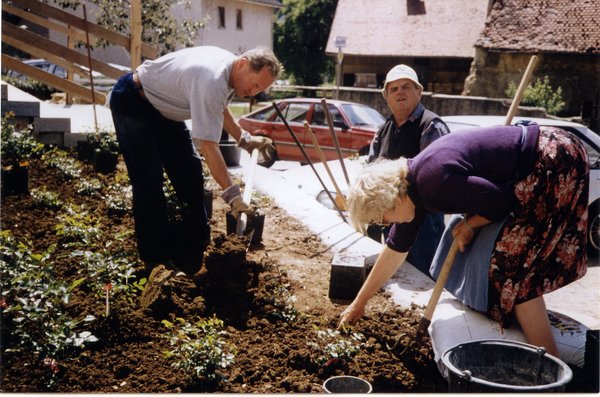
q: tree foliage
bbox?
[51,0,205,55]
[274,0,338,86]
[505,75,566,116]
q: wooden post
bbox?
[82,4,98,131]
[130,0,142,71]
[66,25,74,104]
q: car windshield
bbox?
[340,103,385,127]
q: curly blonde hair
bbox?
[347,158,410,233]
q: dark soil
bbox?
[1,153,593,392]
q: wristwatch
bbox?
[239,130,252,145]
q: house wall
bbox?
[463,47,600,123]
[340,55,472,95]
[48,0,276,66]
[187,0,275,55]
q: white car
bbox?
[441,115,600,255]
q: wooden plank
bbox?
[2,2,91,44]
[2,54,106,104]
[3,22,126,79]
[2,34,90,77]
[5,0,158,59]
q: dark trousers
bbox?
[405,212,445,279]
[109,73,210,264]
[368,212,444,279]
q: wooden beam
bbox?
[2,33,90,77]
[2,2,92,44]
[130,0,142,70]
[2,54,106,104]
[5,0,158,59]
[3,22,126,79]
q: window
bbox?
[236,9,243,30]
[284,103,311,123]
[218,6,225,28]
[311,105,326,126]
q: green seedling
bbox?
[162,316,236,382]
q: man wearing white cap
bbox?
[367,64,450,278]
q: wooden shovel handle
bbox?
[422,240,460,323]
[304,121,348,211]
[504,55,539,126]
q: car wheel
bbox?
[257,143,277,168]
[589,200,599,257]
[358,145,370,156]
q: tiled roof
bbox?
[477,0,600,54]
[325,0,489,58]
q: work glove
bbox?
[238,131,275,161]
[221,184,254,218]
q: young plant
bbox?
[307,326,365,367]
[71,246,145,311]
[1,112,44,167]
[0,231,97,387]
[162,316,236,382]
[30,188,63,210]
[105,185,132,216]
[55,204,101,246]
[261,260,300,323]
[76,178,104,197]
[270,283,300,323]
[42,148,82,181]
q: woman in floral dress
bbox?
[339,123,589,357]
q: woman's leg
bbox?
[514,296,559,357]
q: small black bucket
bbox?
[226,212,265,246]
[219,142,241,167]
[323,376,372,393]
[442,339,572,392]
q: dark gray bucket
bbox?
[441,339,572,392]
[219,142,241,167]
[323,376,372,393]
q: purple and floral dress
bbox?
[487,126,589,327]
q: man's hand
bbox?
[238,131,275,160]
[230,195,254,218]
[221,184,254,218]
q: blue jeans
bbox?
[109,73,210,264]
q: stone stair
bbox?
[1,82,98,148]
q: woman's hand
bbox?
[452,216,477,252]
[338,302,366,328]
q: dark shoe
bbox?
[171,251,204,277]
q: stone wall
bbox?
[463,48,600,129]
[336,87,547,119]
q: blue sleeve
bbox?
[420,119,450,150]
[385,207,427,252]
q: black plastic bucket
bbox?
[323,376,372,393]
[219,142,241,167]
[442,339,572,392]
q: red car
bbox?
[238,98,385,168]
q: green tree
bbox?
[274,0,337,86]
[505,75,566,116]
[52,0,204,55]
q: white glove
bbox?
[221,185,254,218]
[238,131,275,160]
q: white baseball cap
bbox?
[382,64,423,95]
